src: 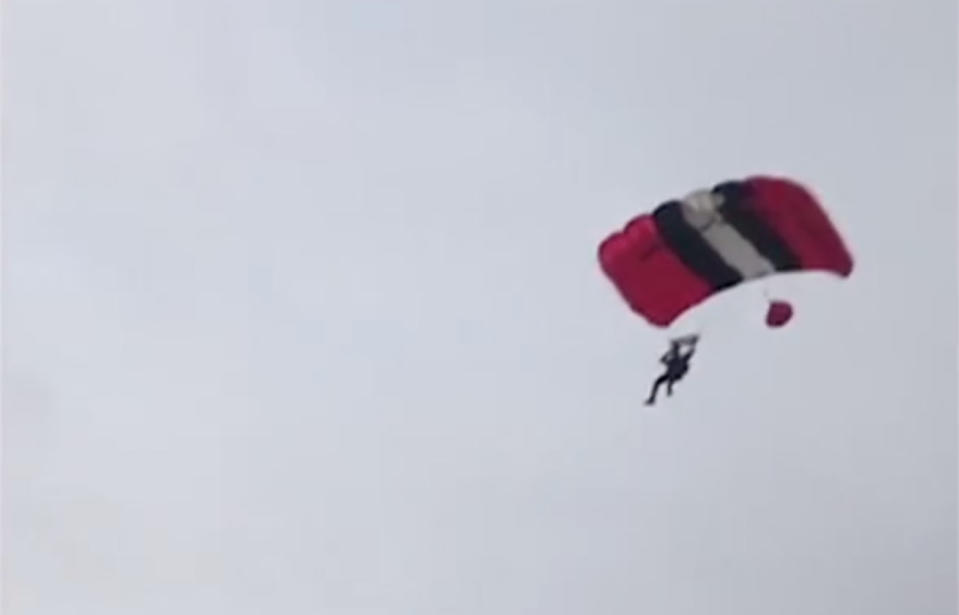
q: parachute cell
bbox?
[598,176,853,327]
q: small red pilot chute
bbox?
[765,300,794,327]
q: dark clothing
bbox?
[645,341,695,405]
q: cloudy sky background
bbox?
[3,1,956,613]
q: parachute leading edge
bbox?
[598,176,853,327]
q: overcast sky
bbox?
[3,1,956,613]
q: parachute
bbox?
[765,300,794,327]
[597,176,853,328]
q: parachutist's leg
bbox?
[646,374,668,405]
[666,377,675,396]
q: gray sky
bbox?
[3,1,956,613]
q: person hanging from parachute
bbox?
[596,175,854,406]
[645,334,699,406]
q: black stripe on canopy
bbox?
[712,181,800,272]
[652,200,743,290]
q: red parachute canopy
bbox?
[597,176,853,327]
